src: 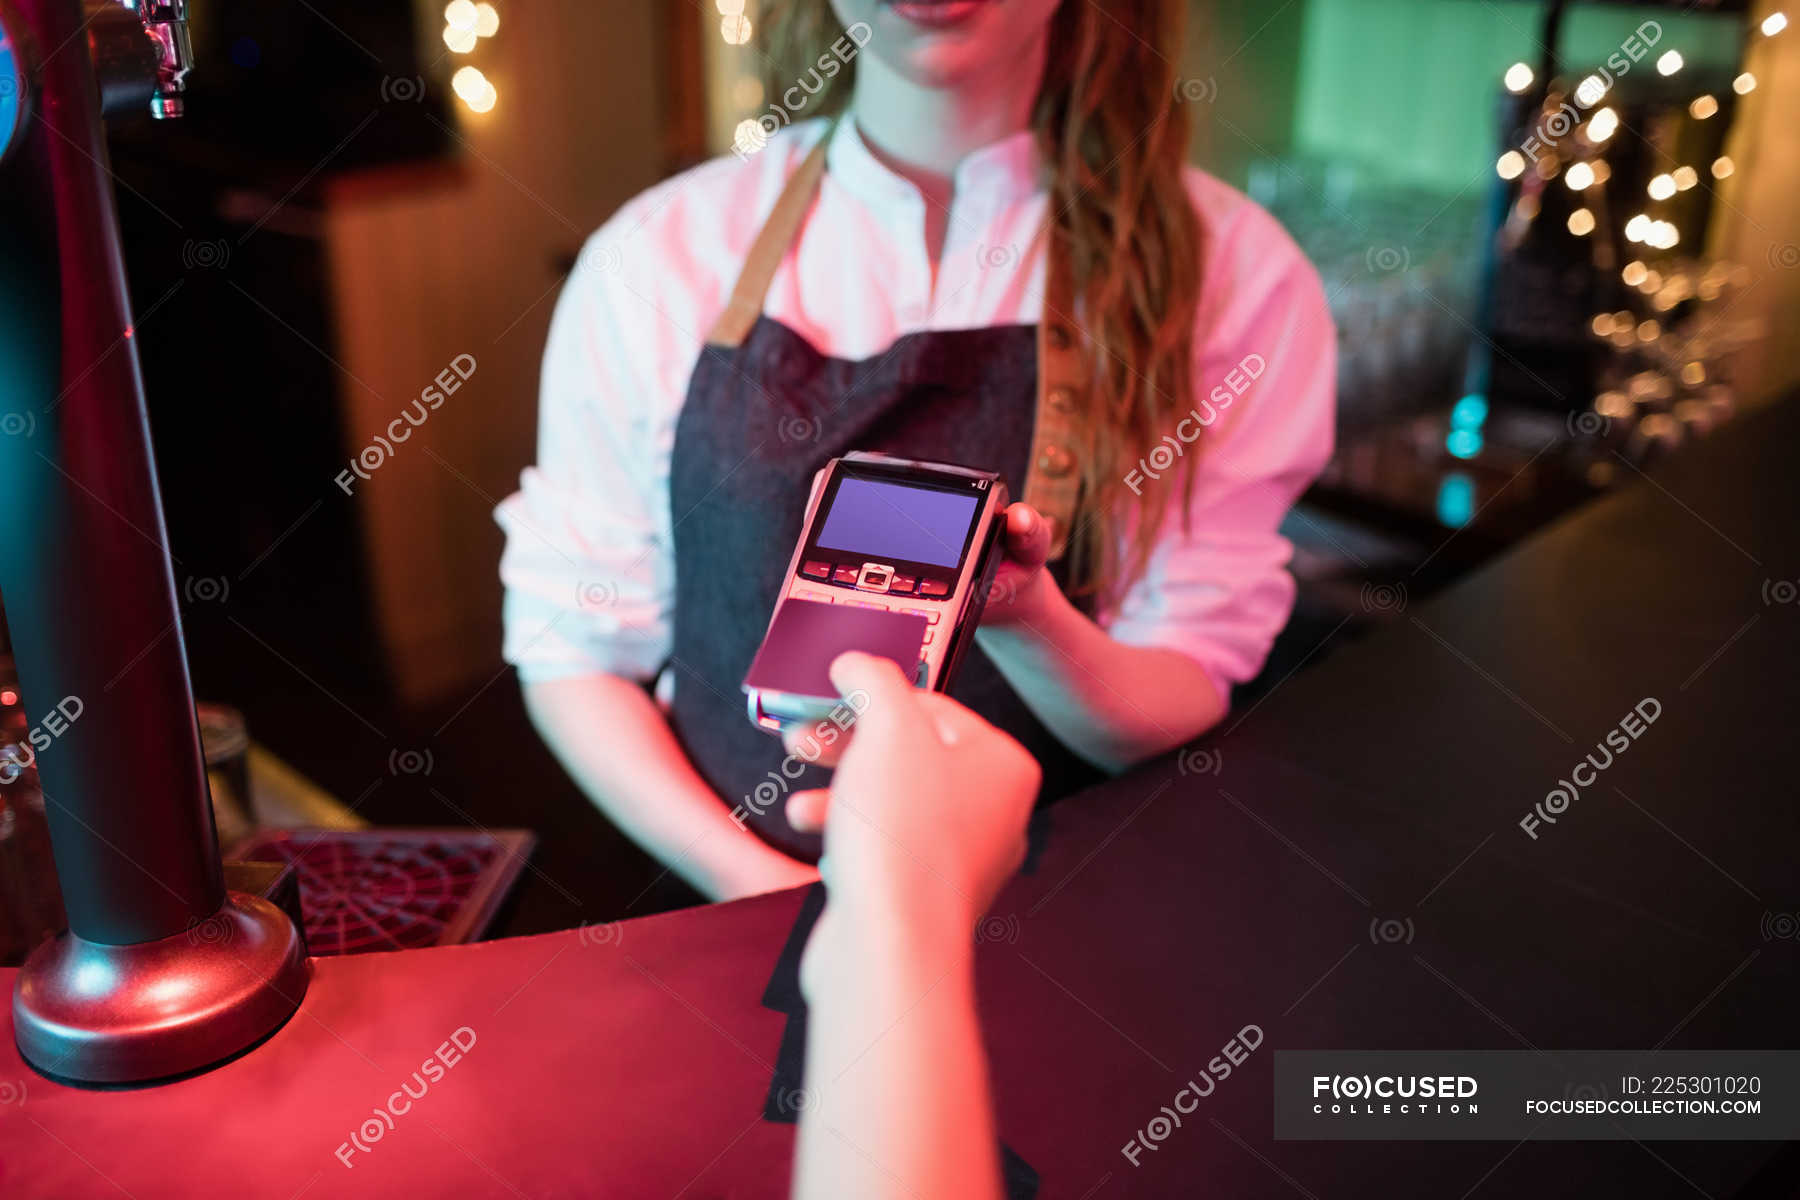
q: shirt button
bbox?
[1047,387,1077,413]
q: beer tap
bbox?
[123,0,190,118]
[1,0,309,1085]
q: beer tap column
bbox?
[1,0,307,1086]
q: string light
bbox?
[1712,155,1735,179]
[1733,72,1757,94]
[1568,208,1596,236]
[1656,50,1684,75]
[1763,12,1788,36]
[1647,173,1677,200]
[1625,214,1652,242]
[451,64,496,113]
[1504,62,1534,93]
[1672,165,1699,191]
[1586,107,1619,141]
[1496,150,1526,180]
[1689,95,1718,119]
[444,2,499,105]
[721,13,752,43]
[1622,261,1648,287]
[1589,160,1612,184]
[733,117,768,156]
[1566,162,1596,190]
[1575,75,1608,106]
[1647,221,1680,250]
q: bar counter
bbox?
[4,396,1798,1198]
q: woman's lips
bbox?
[886,0,992,30]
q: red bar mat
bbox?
[228,828,535,955]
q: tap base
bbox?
[12,892,309,1086]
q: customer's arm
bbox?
[524,674,818,902]
[788,653,1039,1200]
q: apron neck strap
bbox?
[705,120,836,349]
[704,116,1085,563]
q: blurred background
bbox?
[3,0,1797,960]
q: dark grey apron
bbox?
[666,127,1099,861]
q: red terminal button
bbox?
[832,565,860,584]
[802,560,831,579]
[918,578,949,597]
[888,575,916,594]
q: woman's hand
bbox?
[979,501,1060,626]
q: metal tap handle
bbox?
[122,0,188,117]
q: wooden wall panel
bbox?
[321,2,670,705]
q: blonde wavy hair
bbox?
[756,0,1204,600]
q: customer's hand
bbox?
[786,651,1040,936]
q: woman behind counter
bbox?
[496,0,1336,902]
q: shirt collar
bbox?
[822,114,1044,226]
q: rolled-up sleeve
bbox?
[495,229,674,684]
[1102,196,1337,692]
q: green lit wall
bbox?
[1277,0,1745,191]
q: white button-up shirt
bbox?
[496,117,1336,695]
